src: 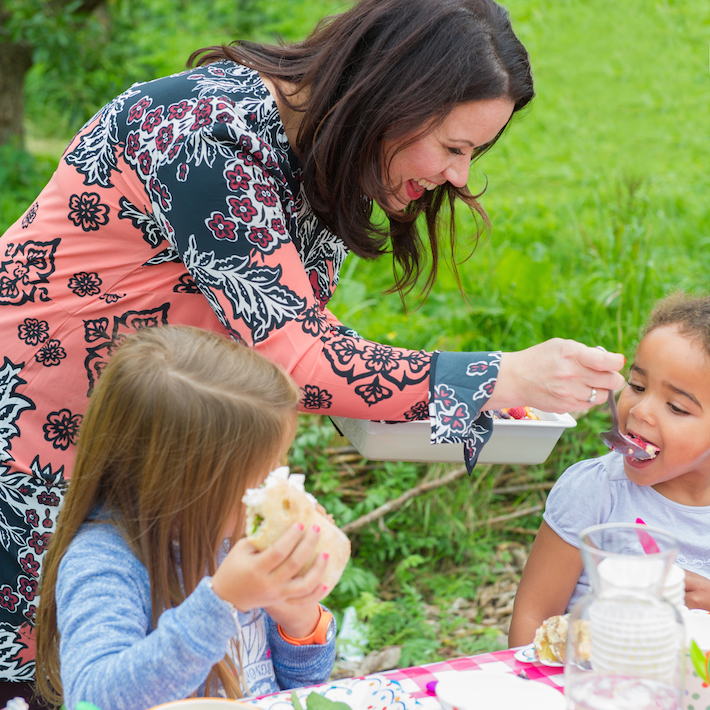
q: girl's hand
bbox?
[488,338,626,414]
[684,570,710,611]
[211,522,329,618]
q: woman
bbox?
[0,0,624,702]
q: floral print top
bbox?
[0,61,498,681]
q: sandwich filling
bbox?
[243,466,317,538]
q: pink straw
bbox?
[635,517,661,554]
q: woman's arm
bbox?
[508,520,584,648]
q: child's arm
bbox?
[56,526,242,710]
[266,608,336,689]
[684,570,710,611]
[508,520,584,648]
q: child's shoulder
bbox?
[68,518,129,551]
[544,453,638,543]
[61,519,142,577]
[58,519,150,604]
[556,451,627,487]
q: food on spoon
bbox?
[625,433,660,459]
[243,466,351,591]
[533,614,590,663]
[493,406,539,420]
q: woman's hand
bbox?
[684,570,710,611]
[211,522,329,630]
[486,338,626,413]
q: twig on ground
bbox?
[506,526,540,536]
[490,482,553,495]
[342,465,484,533]
[473,504,543,529]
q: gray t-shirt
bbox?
[543,451,710,610]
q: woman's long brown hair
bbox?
[35,326,300,705]
[189,0,534,298]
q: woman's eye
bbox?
[448,147,465,156]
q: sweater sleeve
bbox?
[56,525,237,710]
[266,611,336,690]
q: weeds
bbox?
[0,142,55,234]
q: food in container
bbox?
[331,409,576,465]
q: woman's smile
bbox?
[382,97,515,211]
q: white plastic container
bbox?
[330,409,576,465]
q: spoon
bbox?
[600,390,654,460]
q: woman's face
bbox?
[381,97,515,211]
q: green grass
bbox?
[11,0,710,666]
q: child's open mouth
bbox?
[626,430,660,462]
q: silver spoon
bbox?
[600,389,654,460]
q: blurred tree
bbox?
[2,0,276,146]
[0,0,109,145]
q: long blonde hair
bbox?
[35,326,300,705]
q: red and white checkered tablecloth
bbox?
[248,647,564,709]
[380,647,564,704]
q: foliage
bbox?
[0,142,56,234]
[22,0,346,139]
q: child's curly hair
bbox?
[644,292,710,359]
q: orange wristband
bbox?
[278,606,333,646]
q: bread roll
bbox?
[533,614,568,663]
[243,468,351,591]
[533,613,590,663]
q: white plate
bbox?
[330,410,576,465]
[436,670,565,710]
[243,675,421,709]
[513,642,563,667]
[513,643,537,663]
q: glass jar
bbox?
[564,522,685,710]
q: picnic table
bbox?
[243,646,564,708]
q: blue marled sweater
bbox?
[55,523,335,710]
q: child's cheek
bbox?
[616,391,632,428]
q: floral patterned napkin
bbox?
[242,675,422,710]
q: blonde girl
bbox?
[36,326,335,710]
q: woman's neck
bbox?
[258,73,308,156]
